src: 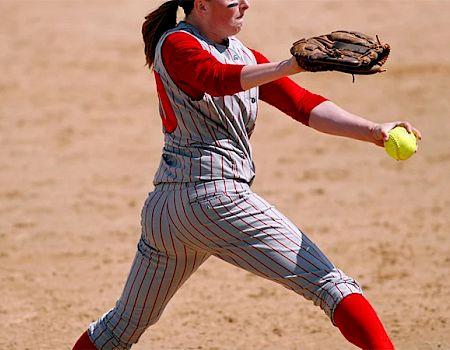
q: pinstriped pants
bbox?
[88,180,362,349]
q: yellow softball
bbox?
[384,126,417,160]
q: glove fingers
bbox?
[329,31,378,46]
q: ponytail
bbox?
[142,0,195,69]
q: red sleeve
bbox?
[250,48,327,126]
[161,32,244,99]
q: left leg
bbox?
[173,180,393,349]
[334,293,394,350]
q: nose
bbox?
[240,0,250,11]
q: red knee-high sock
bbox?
[334,294,394,350]
[72,330,97,350]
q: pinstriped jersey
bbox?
[153,22,258,185]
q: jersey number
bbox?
[154,72,178,133]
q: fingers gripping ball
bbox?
[384,127,417,160]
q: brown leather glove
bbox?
[290,31,390,75]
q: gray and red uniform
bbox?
[88,22,362,349]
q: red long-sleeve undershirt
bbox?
[160,32,326,126]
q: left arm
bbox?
[309,101,422,147]
[250,48,326,126]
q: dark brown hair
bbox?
[142,0,195,68]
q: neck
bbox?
[185,17,227,45]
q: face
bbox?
[197,0,250,42]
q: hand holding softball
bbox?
[370,121,422,149]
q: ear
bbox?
[194,0,209,14]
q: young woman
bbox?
[73,1,421,349]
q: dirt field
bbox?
[1,1,449,349]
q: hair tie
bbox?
[177,0,193,6]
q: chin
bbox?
[232,25,243,35]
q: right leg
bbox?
[88,240,208,350]
[74,188,209,350]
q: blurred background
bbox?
[0,1,449,349]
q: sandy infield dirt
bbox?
[1,1,449,349]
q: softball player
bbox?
[73,1,421,349]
